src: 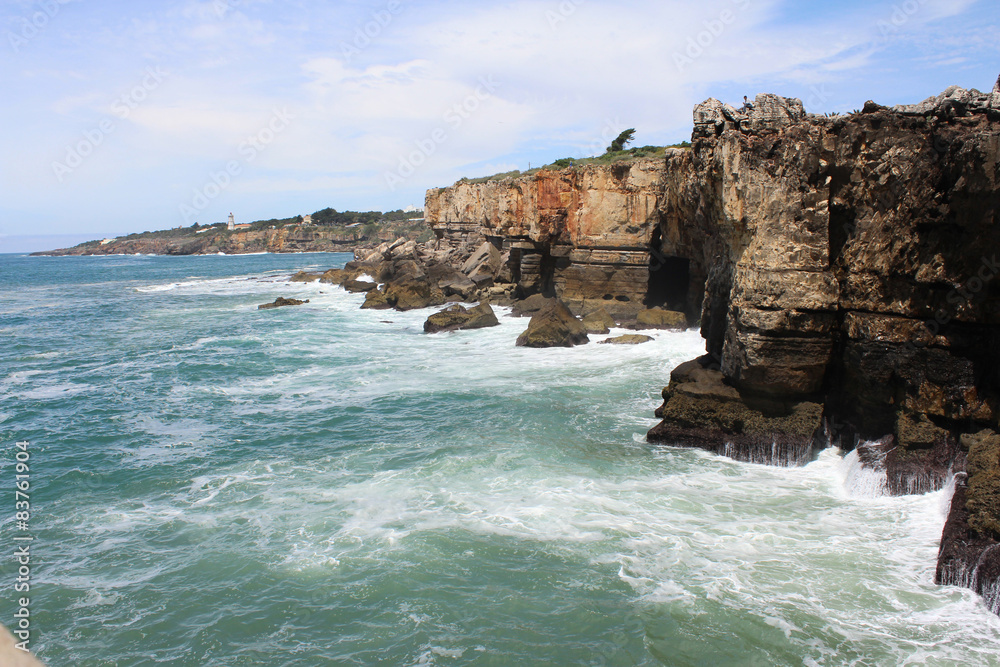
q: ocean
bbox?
[2,252,999,666]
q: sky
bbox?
[1,0,998,253]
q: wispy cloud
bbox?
[0,0,996,245]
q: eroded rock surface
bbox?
[515,301,589,348]
[424,303,500,334]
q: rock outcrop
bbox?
[258,297,309,310]
[425,158,699,322]
[424,303,500,333]
[515,300,589,348]
[421,77,1000,613]
[645,82,1000,613]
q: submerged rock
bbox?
[258,297,309,310]
[424,303,500,334]
[515,301,589,348]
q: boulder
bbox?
[343,279,378,293]
[461,241,502,286]
[319,268,363,285]
[635,308,687,330]
[424,303,500,333]
[515,300,589,348]
[747,94,805,132]
[360,288,391,310]
[258,297,309,310]
[600,334,653,345]
[511,293,556,317]
[384,279,446,311]
[582,308,615,334]
[693,98,741,137]
[437,274,479,300]
[290,271,322,283]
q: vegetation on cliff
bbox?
[33,208,430,256]
[456,141,691,185]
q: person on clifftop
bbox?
[741,95,754,113]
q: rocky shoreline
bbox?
[341,79,999,615]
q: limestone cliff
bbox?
[425,159,700,321]
[424,81,1000,613]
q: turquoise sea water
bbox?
[2,252,1000,666]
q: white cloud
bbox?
[1,0,996,237]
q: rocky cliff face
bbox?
[424,82,1000,613]
[425,159,702,321]
[652,85,1000,612]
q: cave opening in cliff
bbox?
[646,227,690,312]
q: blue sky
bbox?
[1,0,997,252]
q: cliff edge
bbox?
[424,79,1000,613]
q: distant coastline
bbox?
[31,215,430,257]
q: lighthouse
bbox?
[227,213,235,231]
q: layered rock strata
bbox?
[425,160,704,322]
[420,80,1000,613]
[650,83,1000,613]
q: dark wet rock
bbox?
[600,334,653,345]
[936,471,1000,615]
[424,303,500,334]
[515,300,589,348]
[290,271,322,283]
[648,357,822,467]
[258,297,309,310]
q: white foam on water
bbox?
[838,446,889,499]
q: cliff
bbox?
[425,159,699,321]
[424,80,1000,613]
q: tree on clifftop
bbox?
[607,128,636,153]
